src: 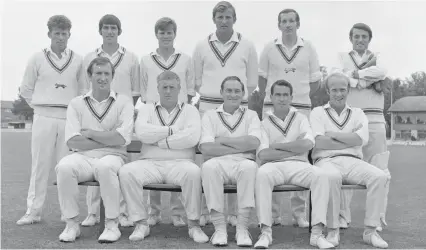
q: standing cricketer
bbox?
[337,23,391,231]
[253,8,322,227]
[192,0,258,226]
[17,15,86,225]
[56,57,134,243]
[140,17,194,227]
[81,14,140,227]
[310,71,388,248]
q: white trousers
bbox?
[316,156,387,228]
[256,161,330,228]
[56,153,124,219]
[26,114,68,216]
[340,123,391,223]
[199,103,250,217]
[201,156,257,214]
[119,159,202,222]
[262,105,309,220]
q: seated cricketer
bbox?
[119,70,209,243]
[55,57,134,243]
[199,76,262,247]
[310,71,388,248]
[254,80,334,249]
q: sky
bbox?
[1,0,426,101]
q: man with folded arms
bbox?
[199,76,262,247]
[254,79,334,249]
[56,57,134,243]
[119,71,208,243]
[310,71,388,248]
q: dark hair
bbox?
[87,57,115,78]
[349,23,372,40]
[270,80,293,96]
[155,17,177,35]
[220,76,245,92]
[212,1,236,21]
[99,14,122,35]
[47,15,72,32]
[277,9,300,25]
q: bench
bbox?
[54,140,367,236]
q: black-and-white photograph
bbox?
[1,0,425,248]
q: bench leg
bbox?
[309,191,312,233]
[99,198,105,237]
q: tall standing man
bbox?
[140,17,194,227]
[81,14,140,227]
[192,1,258,226]
[17,15,85,225]
[56,57,134,243]
[337,23,391,231]
[254,8,322,227]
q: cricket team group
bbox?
[16,1,392,248]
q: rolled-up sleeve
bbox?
[309,108,326,138]
[247,111,263,142]
[19,53,39,106]
[258,45,269,79]
[64,100,82,143]
[139,59,148,102]
[246,42,259,89]
[199,112,216,145]
[299,115,315,144]
[192,43,204,91]
[257,122,270,156]
[130,55,141,97]
[308,43,322,83]
[353,110,369,146]
[116,99,135,146]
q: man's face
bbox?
[100,24,119,43]
[48,27,70,51]
[220,79,244,107]
[350,28,370,52]
[213,8,235,33]
[156,25,176,47]
[327,76,349,108]
[271,85,293,111]
[158,79,180,104]
[278,12,299,35]
[90,63,113,92]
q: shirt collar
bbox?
[350,49,373,58]
[216,104,245,114]
[275,35,305,48]
[155,101,184,110]
[209,31,240,44]
[84,90,117,101]
[96,45,125,56]
[151,49,181,57]
[267,106,298,119]
[324,102,351,113]
[46,47,69,56]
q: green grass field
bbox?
[2,130,426,249]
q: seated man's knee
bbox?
[118,163,137,182]
[201,159,219,176]
[256,164,273,183]
[55,162,75,178]
[184,163,202,181]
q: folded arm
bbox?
[270,138,314,154]
[314,135,351,150]
[67,135,106,151]
[199,142,244,157]
[258,148,300,162]
[82,129,126,147]
[216,135,260,152]
[325,131,363,147]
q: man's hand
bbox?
[296,132,307,140]
[248,89,265,119]
[352,70,360,79]
[215,137,230,144]
[325,131,339,139]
